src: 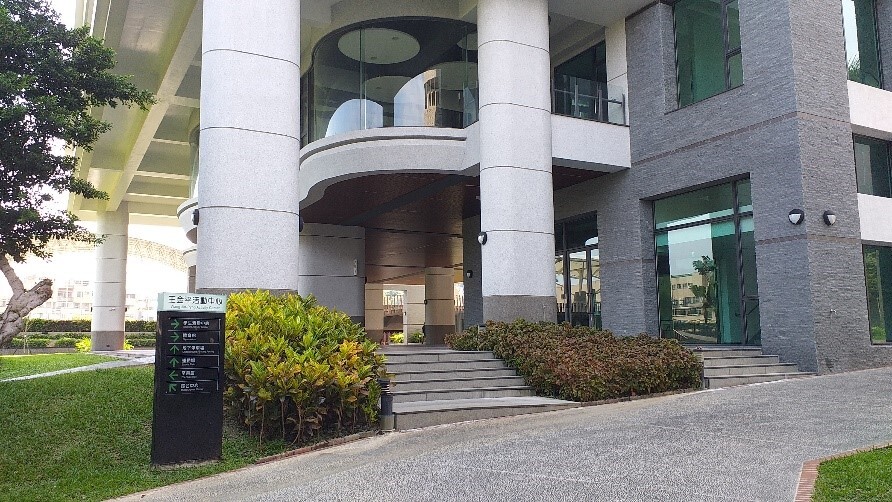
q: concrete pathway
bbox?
[0,351,154,382]
[115,366,892,502]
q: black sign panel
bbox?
[151,308,225,466]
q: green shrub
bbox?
[127,338,156,347]
[21,319,157,333]
[409,331,425,344]
[75,337,91,353]
[446,320,703,402]
[389,332,405,344]
[54,337,79,348]
[224,291,386,444]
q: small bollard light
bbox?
[378,377,394,432]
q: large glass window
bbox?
[863,245,892,344]
[842,0,883,88]
[555,215,601,329]
[854,135,892,197]
[305,18,478,145]
[674,0,743,107]
[655,180,760,345]
[552,43,626,125]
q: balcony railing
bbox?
[553,77,626,126]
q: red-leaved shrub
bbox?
[445,320,702,402]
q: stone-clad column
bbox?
[424,267,455,344]
[91,203,128,351]
[196,0,301,294]
[477,0,556,322]
[364,284,385,343]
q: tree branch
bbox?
[0,255,25,295]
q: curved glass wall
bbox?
[304,18,479,145]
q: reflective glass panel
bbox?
[854,136,892,198]
[654,183,735,230]
[843,0,883,88]
[675,0,728,106]
[306,18,478,144]
[864,245,892,344]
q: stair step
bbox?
[703,363,799,377]
[392,397,579,430]
[692,347,764,358]
[701,355,780,367]
[391,385,535,403]
[381,350,496,364]
[391,376,528,392]
[390,367,519,381]
[386,359,507,372]
[703,372,814,389]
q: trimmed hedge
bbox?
[23,319,157,333]
[446,320,703,402]
[224,291,386,443]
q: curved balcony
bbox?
[303,17,478,146]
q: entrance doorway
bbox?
[555,214,601,328]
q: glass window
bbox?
[654,183,735,230]
[842,0,883,88]
[306,18,478,145]
[863,245,892,344]
[854,135,892,198]
[555,215,601,328]
[674,0,744,107]
[656,180,760,345]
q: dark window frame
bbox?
[671,0,743,107]
[853,134,892,198]
[842,0,885,88]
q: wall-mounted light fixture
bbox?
[191,209,200,226]
[788,209,804,225]
[299,216,305,232]
[823,211,837,226]
[465,270,473,279]
[477,232,488,245]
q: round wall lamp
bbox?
[823,211,837,226]
[477,232,488,245]
[788,209,804,225]
[465,270,473,279]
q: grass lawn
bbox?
[814,446,892,501]
[0,366,291,501]
[0,353,117,380]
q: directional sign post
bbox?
[151,293,227,466]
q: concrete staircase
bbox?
[693,346,814,389]
[380,347,578,430]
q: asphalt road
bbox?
[115,367,892,502]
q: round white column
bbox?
[424,267,455,344]
[91,203,129,351]
[477,0,556,322]
[196,0,302,294]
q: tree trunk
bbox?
[0,255,53,346]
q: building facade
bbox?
[71,0,892,373]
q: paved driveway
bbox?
[117,367,892,502]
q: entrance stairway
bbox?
[380,347,578,430]
[693,346,814,389]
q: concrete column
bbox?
[298,223,365,323]
[403,285,425,340]
[184,247,196,293]
[477,0,556,322]
[196,0,301,294]
[424,267,455,345]
[462,215,484,326]
[91,203,128,351]
[364,284,385,343]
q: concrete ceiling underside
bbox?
[301,168,605,285]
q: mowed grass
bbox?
[0,366,288,502]
[0,353,117,380]
[814,446,892,501]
